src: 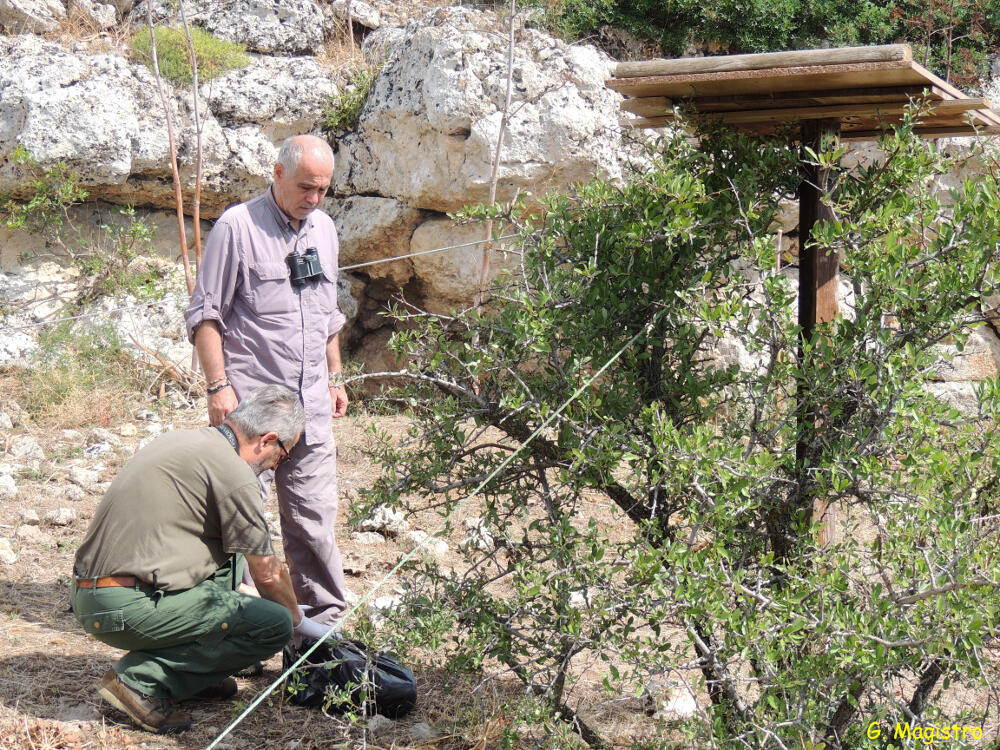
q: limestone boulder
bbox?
[328,0,380,30]
[329,196,425,287]
[932,328,1000,382]
[927,382,979,414]
[0,35,277,217]
[409,216,519,314]
[0,474,16,500]
[203,55,338,141]
[9,434,44,464]
[0,538,16,565]
[0,0,65,33]
[68,0,116,28]
[0,36,161,189]
[0,329,35,366]
[202,0,328,56]
[352,0,411,28]
[230,0,330,55]
[133,0,330,55]
[335,6,625,212]
[360,24,407,66]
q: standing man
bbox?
[71,386,330,734]
[185,134,349,627]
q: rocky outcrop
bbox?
[408,217,519,315]
[68,0,116,29]
[0,32,337,216]
[2,4,629,373]
[5,3,998,393]
[328,0,380,31]
[133,0,331,56]
[204,55,339,141]
[331,196,425,288]
[323,6,629,366]
[196,0,327,56]
[335,7,623,212]
[0,0,65,33]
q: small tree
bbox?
[360,112,1000,748]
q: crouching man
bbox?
[70,385,330,733]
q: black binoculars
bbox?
[287,247,324,286]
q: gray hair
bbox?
[276,135,334,174]
[227,385,305,444]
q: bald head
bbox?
[276,134,334,175]
[272,135,334,227]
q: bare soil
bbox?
[0,386,666,750]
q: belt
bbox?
[75,575,153,589]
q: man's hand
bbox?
[294,615,336,642]
[208,386,238,426]
[331,384,348,418]
[246,553,300,625]
[194,322,237,426]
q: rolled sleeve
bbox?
[219,484,275,557]
[327,304,346,338]
[184,222,242,343]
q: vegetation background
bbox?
[523,0,1000,88]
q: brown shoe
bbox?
[192,676,238,701]
[97,669,191,734]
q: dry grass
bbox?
[44,7,134,56]
[316,15,367,75]
[0,354,142,430]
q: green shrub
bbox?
[76,207,164,302]
[1,145,88,243]
[129,25,249,86]
[322,67,378,133]
[2,148,166,301]
[523,0,1000,85]
[361,109,1000,746]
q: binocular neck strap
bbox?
[215,424,240,455]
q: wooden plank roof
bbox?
[607,45,1000,139]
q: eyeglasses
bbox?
[276,437,290,463]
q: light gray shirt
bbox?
[185,188,346,445]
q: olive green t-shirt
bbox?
[74,426,274,591]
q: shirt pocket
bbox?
[80,609,126,635]
[248,261,296,315]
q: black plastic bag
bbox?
[282,636,417,718]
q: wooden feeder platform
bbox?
[607,44,1000,139]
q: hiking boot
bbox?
[97,669,191,734]
[192,676,238,701]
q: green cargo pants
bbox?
[70,556,293,700]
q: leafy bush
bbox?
[1,145,88,243]
[76,207,164,302]
[361,110,1000,747]
[2,148,165,301]
[322,67,378,133]
[522,0,1000,85]
[129,25,249,86]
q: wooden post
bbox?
[797,118,840,548]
